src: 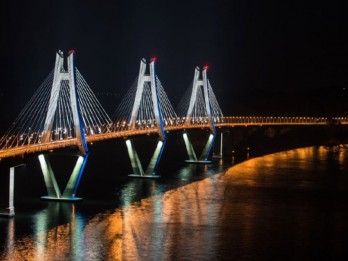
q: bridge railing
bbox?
[331,117,348,124]
[2,115,348,160]
[218,116,334,125]
[112,117,183,132]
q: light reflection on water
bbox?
[1,146,348,260]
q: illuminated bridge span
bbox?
[0,51,346,207]
[0,116,343,158]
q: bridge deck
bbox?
[1,117,347,159]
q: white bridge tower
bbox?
[183,66,217,163]
[125,58,167,178]
[39,50,89,201]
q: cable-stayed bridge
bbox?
[0,51,347,211]
[0,52,345,160]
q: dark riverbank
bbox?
[215,123,348,158]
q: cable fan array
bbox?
[208,80,224,123]
[0,55,223,155]
[113,76,179,132]
[177,79,223,125]
[75,69,112,135]
[0,68,112,151]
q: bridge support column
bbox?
[220,132,223,157]
[7,167,15,217]
[126,139,165,178]
[183,132,215,164]
[39,154,88,201]
[213,132,223,159]
[0,164,25,217]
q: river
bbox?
[1,146,348,260]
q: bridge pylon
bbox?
[181,66,222,163]
[0,47,111,204]
[41,50,88,154]
[39,50,89,201]
[125,58,167,178]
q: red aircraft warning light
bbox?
[203,65,209,70]
[69,50,75,54]
[151,57,157,62]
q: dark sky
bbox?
[1,0,348,122]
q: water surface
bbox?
[1,146,348,260]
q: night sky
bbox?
[1,0,348,129]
